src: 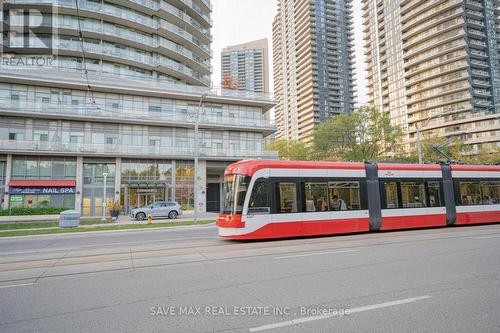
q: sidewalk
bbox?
[0,211,218,224]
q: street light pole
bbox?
[416,124,423,164]
[102,172,108,221]
[194,93,207,223]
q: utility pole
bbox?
[194,93,207,223]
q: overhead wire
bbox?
[74,0,97,106]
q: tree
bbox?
[312,114,356,161]
[419,135,472,164]
[266,139,309,160]
[221,74,239,90]
[312,106,404,161]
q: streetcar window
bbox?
[328,182,360,210]
[222,174,249,214]
[304,182,329,212]
[277,183,298,213]
[248,178,270,214]
[457,181,482,205]
[480,181,500,205]
[427,181,442,207]
[401,181,426,208]
[383,181,398,209]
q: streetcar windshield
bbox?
[222,174,249,214]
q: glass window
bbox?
[383,181,398,209]
[39,160,51,179]
[458,181,481,205]
[248,178,269,214]
[64,161,77,179]
[480,181,500,205]
[304,182,329,212]
[222,174,248,214]
[401,181,426,208]
[427,181,442,207]
[329,182,360,210]
[277,182,298,213]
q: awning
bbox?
[8,180,76,187]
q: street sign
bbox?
[10,196,23,202]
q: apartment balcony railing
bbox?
[0,140,277,159]
[465,9,484,18]
[470,59,489,67]
[6,0,211,56]
[472,89,491,96]
[469,39,487,48]
[466,0,483,9]
[0,67,276,103]
[0,98,275,132]
[48,39,210,85]
[402,0,462,28]
[470,49,487,57]
[52,19,210,72]
[471,69,490,77]
[467,18,485,27]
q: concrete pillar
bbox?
[114,157,121,202]
[75,156,83,212]
[3,155,12,210]
[171,160,176,202]
[196,159,207,214]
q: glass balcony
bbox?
[51,38,210,85]
[27,0,212,56]
[0,67,275,102]
[0,97,275,131]
[0,139,278,159]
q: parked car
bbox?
[130,201,182,220]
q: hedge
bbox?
[0,207,68,216]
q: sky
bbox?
[211,0,367,105]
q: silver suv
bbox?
[130,201,183,220]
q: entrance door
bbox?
[207,183,221,213]
[138,194,155,208]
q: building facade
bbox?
[0,69,276,215]
[2,0,212,86]
[0,0,277,215]
[363,0,500,155]
[273,0,355,143]
[221,38,270,93]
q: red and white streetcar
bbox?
[216,160,500,239]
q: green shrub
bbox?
[0,207,68,216]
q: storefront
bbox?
[8,180,76,208]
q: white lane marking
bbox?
[475,234,500,239]
[249,295,432,332]
[274,249,360,259]
[0,283,35,289]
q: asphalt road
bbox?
[1,223,500,332]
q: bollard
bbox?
[148,213,152,225]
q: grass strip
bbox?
[0,220,215,237]
[0,219,107,230]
